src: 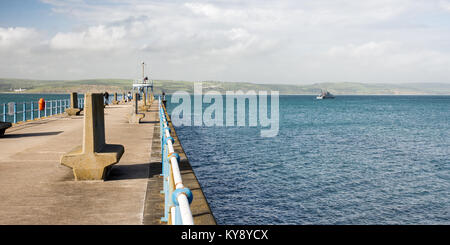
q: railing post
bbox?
[38,102,41,118]
[31,102,34,120]
[161,139,169,222]
[50,101,53,116]
[13,103,17,124]
[3,104,6,122]
[23,103,26,122]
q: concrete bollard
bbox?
[0,121,12,137]
[139,92,150,111]
[65,92,82,116]
[149,92,154,105]
[128,93,145,124]
[112,93,120,105]
[60,93,125,180]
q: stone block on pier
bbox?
[129,93,145,124]
[65,92,82,116]
[60,93,124,180]
[139,92,150,111]
[0,121,12,136]
[112,93,120,105]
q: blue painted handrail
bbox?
[0,97,84,124]
[159,96,194,225]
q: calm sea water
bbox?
[0,93,71,105]
[166,95,450,224]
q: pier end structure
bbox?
[65,92,82,116]
[60,93,124,180]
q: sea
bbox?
[165,95,450,225]
[0,93,71,105]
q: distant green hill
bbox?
[0,78,449,95]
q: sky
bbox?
[0,0,450,84]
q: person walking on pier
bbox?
[104,92,109,105]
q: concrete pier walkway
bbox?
[0,101,215,224]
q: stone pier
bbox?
[0,98,216,224]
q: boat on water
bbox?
[316,90,335,99]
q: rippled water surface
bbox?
[171,95,448,224]
[0,93,70,105]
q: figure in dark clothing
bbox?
[162,91,166,107]
[104,92,109,105]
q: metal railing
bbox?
[159,97,194,225]
[1,98,84,124]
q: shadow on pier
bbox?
[1,131,63,138]
[138,120,159,124]
[107,162,160,181]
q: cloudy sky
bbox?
[0,0,449,84]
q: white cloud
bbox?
[328,41,398,57]
[0,27,41,49]
[50,25,128,51]
[439,0,450,12]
